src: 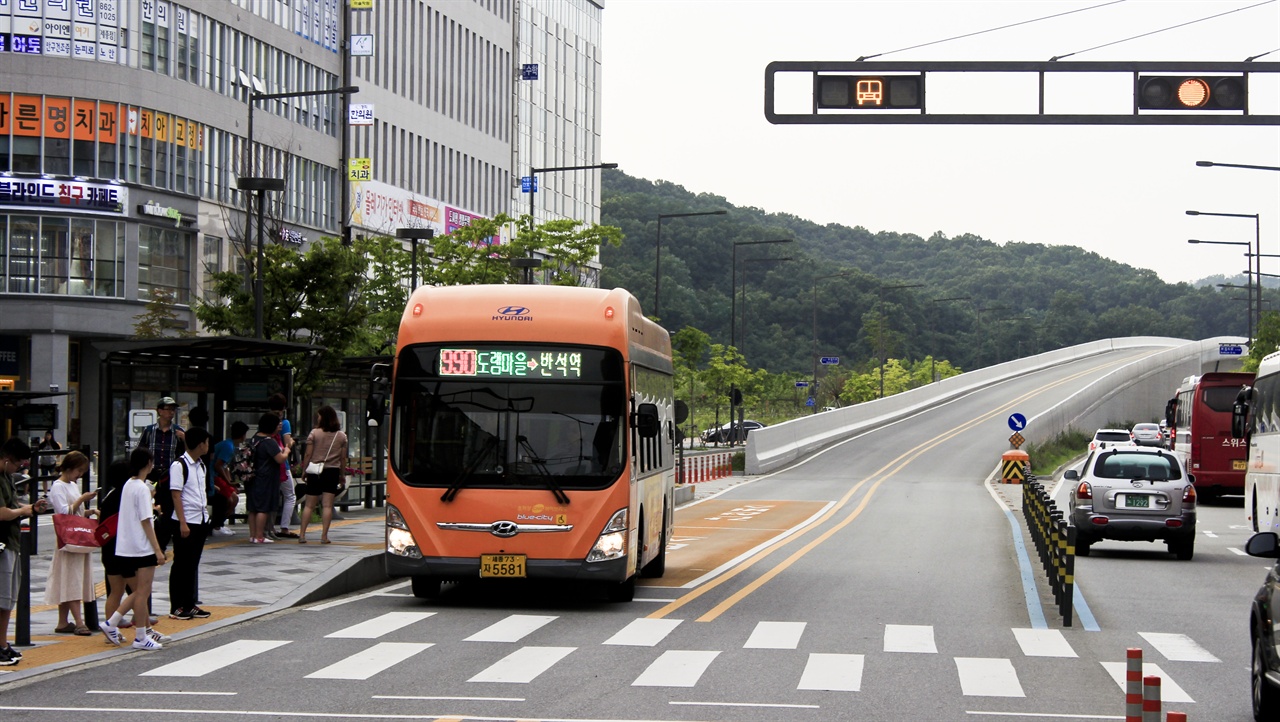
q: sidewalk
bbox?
[1,504,388,683]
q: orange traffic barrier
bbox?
[1001,449,1029,484]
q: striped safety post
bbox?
[1142,675,1161,722]
[1166,712,1187,722]
[1125,648,1143,722]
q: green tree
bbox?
[422,214,623,287]
[133,287,194,339]
[1243,311,1280,373]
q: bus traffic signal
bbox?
[1136,75,1246,110]
[815,74,923,109]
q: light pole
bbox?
[929,296,971,383]
[523,162,617,283]
[812,271,853,412]
[876,283,924,398]
[1197,160,1280,172]
[739,256,792,367]
[654,209,726,318]
[727,238,791,444]
[1188,209,1262,339]
[396,227,435,291]
[1190,238,1253,339]
[236,176,287,340]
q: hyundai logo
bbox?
[490,521,520,538]
[493,306,532,322]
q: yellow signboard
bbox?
[350,0,373,9]
[348,157,372,182]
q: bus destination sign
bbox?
[439,348,583,379]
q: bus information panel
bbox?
[439,347,583,379]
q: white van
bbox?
[1233,350,1280,532]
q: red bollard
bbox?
[1125,648,1143,722]
[1143,675,1161,722]
[1166,712,1187,722]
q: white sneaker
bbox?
[215,526,235,536]
[147,629,171,643]
[131,636,163,650]
[101,623,123,647]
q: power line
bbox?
[1050,0,1277,60]
[855,0,1127,61]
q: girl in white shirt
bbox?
[45,451,97,635]
[100,448,167,650]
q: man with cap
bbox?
[138,396,185,552]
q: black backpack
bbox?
[155,457,191,518]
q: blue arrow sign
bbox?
[805,397,816,406]
[820,356,840,365]
[1008,413,1027,432]
[795,381,809,388]
[1219,343,1244,356]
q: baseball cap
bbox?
[157,396,178,409]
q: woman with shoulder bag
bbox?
[297,406,347,545]
[45,451,97,635]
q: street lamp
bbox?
[739,256,792,366]
[654,209,727,318]
[237,176,286,340]
[1197,160,1280,172]
[876,283,924,398]
[510,257,542,284]
[523,162,618,283]
[812,271,853,412]
[396,228,435,291]
[1188,209,1262,339]
[726,238,791,444]
[1190,238,1253,339]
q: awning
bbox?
[93,336,321,364]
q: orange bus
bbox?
[384,285,677,601]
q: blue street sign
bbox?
[1219,343,1244,356]
[520,176,537,193]
[521,63,539,80]
[806,397,816,406]
[1008,413,1027,431]
[795,381,809,388]
[820,356,840,365]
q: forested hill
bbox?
[599,168,1244,375]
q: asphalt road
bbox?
[0,346,1262,721]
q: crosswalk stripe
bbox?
[632,650,720,687]
[1101,661,1195,703]
[797,653,864,691]
[1139,632,1221,662]
[884,624,936,653]
[305,642,434,680]
[141,640,291,677]
[469,646,576,683]
[325,612,436,639]
[1012,628,1077,658]
[744,621,806,649]
[955,657,1025,697]
[603,618,683,647]
[465,614,558,643]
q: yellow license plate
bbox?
[1233,460,1247,471]
[480,554,526,578]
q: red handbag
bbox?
[93,514,118,546]
[53,513,103,553]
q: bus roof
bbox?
[398,285,671,369]
[1258,350,1280,379]
[1177,371,1254,393]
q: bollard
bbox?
[1062,522,1075,627]
[1143,675,1161,722]
[1166,713,1187,722]
[1125,648,1143,722]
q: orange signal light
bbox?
[412,303,424,317]
[604,306,615,320]
[1175,78,1210,108]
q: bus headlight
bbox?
[587,508,628,562]
[386,504,422,559]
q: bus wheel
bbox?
[605,576,636,603]
[641,509,668,579]
[412,576,442,599]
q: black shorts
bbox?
[304,467,342,496]
[114,553,158,579]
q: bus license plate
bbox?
[480,554,526,578]
[1125,495,1150,509]
[1233,459,1247,471]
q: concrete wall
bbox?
[745,337,1245,475]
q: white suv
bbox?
[1089,429,1135,452]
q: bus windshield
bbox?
[391,343,627,492]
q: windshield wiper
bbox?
[440,435,499,503]
[515,435,570,505]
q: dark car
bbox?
[1064,447,1197,559]
[701,420,765,444]
[1245,532,1280,720]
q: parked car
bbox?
[1245,532,1280,720]
[1088,428,1136,452]
[701,420,766,444]
[1065,446,1197,559]
[1131,422,1164,447]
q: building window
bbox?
[202,235,222,303]
[142,21,156,71]
[138,225,192,305]
[6,216,38,293]
[0,216,122,297]
[38,217,70,295]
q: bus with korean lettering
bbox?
[384,285,679,601]
[1232,354,1280,532]
[1167,371,1254,501]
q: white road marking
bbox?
[306,642,433,680]
[1012,628,1077,658]
[797,653,864,691]
[1203,531,1218,538]
[140,640,291,677]
[633,597,679,603]
[884,624,937,653]
[955,657,1025,698]
[1229,546,1247,555]
[670,701,820,709]
[965,711,1128,719]
[465,614,558,643]
[326,612,436,639]
[603,618,683,646]
[87,690,237,696]
[744,621,806,649]
[1,705,708,722]
[304,581,411,611]
[632,650,720,687]
[373,695,525,702]
[1139,632,1221,662]
[678,502,836,588]
[468,646,576,683]
[1101,662,1195,703]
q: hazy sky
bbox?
[599,0,1280,285]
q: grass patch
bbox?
[1024,428,1090,476]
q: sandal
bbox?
[53,623,76,634]
[74,626,92,636]
[320,538,331,544]
[298,537,307,544]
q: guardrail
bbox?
[1022,473,1075,627]
[679,452,732,484]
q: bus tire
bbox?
[605,576,636,603]
[411,576,442,599]
[640,508,668,579]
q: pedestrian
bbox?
[46,450,97,636]
[298,406,348,545]
[137,396,185,552]
[267,394,298,539]
[167,427,211,621]
[36,431,61,479]
[99,447,168,651]
[0,438,52,666]
[247,413,288,545]
[209,421,248,537]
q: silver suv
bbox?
[1065,447,1197,559]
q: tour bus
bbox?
[1167,371,1255,500]
[383,285,678,601]
[1232,353,1280,532]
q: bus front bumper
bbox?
[385,553,630,583]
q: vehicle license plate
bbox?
[1233,459,1247,471]
[480,554,526,578]
[1124,495,1150,509]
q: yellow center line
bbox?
[649,351,1145,621]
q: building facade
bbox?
[0,0,606,452]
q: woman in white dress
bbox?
[45,450,97,635]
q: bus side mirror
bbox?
[1164,399,1177,427]
[634,403,660,438]
[1233,386,1253,439]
